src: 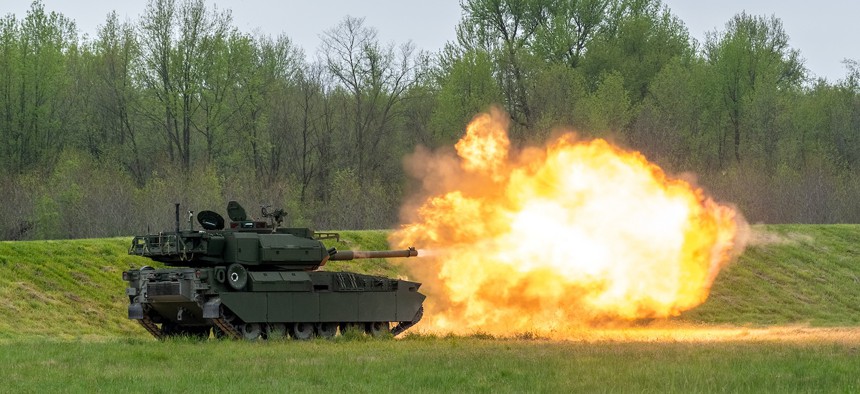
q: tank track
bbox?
[137,315,164,339]
[391,306,423,336]
[140,306,422,340]
[211,316,242,339]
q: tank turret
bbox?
[123,201,424,341]
[129,202,417,271]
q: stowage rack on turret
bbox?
[123,201,424,340]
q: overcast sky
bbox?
[0,1,856,82]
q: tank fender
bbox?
[128,303,144,320]
[202,297,221,319]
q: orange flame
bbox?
[391,108,746,335]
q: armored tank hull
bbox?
[125,267,425,340]
[123,202,425,340]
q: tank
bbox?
[122,201,424,340]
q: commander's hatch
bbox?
[227,200,247,221]
[226,200,268,230]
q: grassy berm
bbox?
[0,230,400,340]
[0,225,859,392]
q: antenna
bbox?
[174,203,180,235]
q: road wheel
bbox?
[291,322,314,340]
[241,323,261,340]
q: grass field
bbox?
[1,225,859,392]
[1,337,858,392]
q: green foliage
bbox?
[703,12,804,167]
[322,168,400,230]
[320,16,418,184]
[131,164,226,233]
[634,57,707,169]
[0,1,77,174]
[528,63,589,139]
[531,0,609,67]
[431,48,503,145]
[1,1,860,236]
[456,0,546,130]
[33,195,61,240]
[21,150,139,239]
[581,71,634,135]
[582,0,692,101]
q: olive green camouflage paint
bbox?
[123,202,424,340]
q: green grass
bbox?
[0,337,857,393]
[0,238,152,340]
[679,224,860,325]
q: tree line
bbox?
[1,0,858,240]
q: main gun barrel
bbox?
[330,247,418,261]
